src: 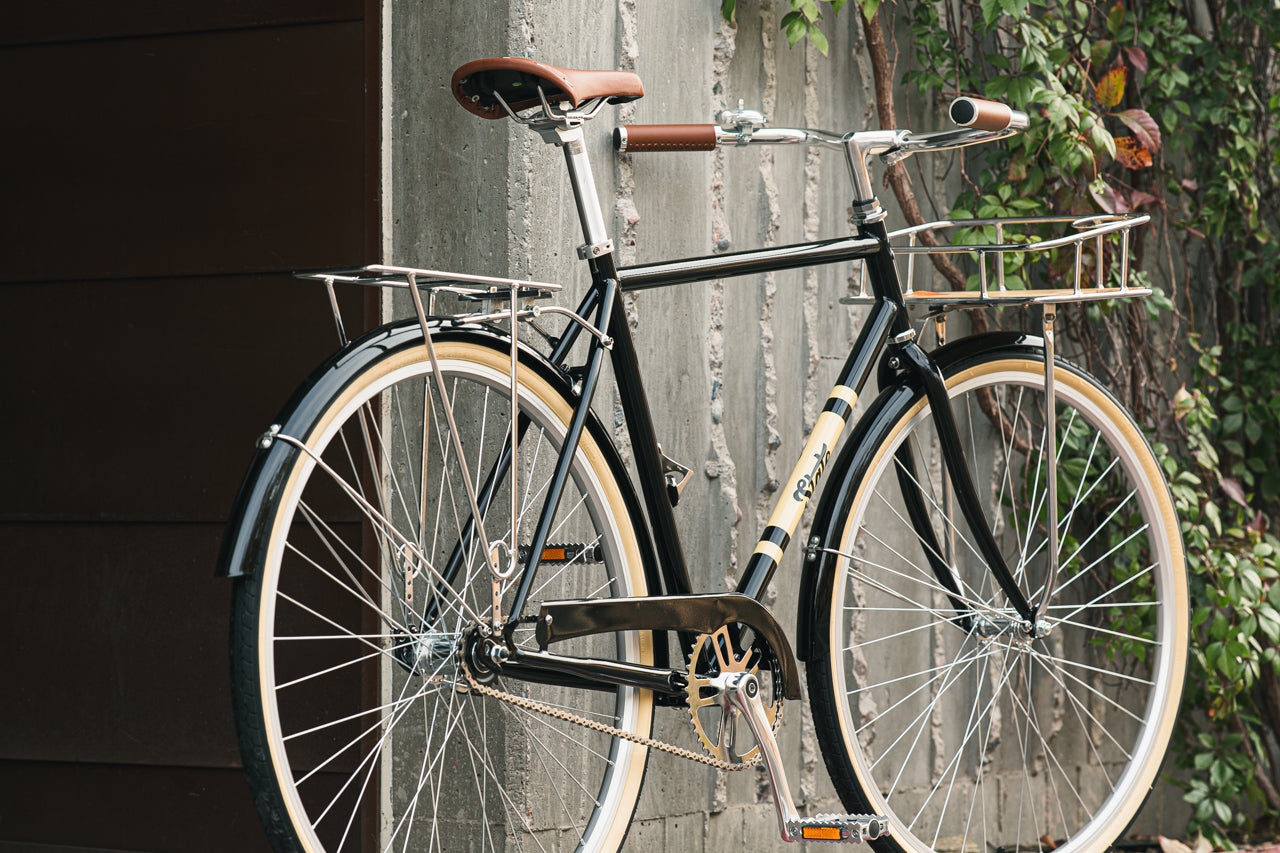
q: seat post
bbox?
[554,124,613,257]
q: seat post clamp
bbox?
[577,239,615,260]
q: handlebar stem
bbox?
[841,130,906,225]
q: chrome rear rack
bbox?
[296,264,566,346]
[294,264,572,618]
[842,213,1149,307]
[295,263,561,302]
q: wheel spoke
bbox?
[883,456,991,604]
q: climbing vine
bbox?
[893,2,1279,842]
[724,0,1280,843]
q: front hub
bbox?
[973,613,1052,649]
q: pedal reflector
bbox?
[789,815,887,844]
[517,543,603,565]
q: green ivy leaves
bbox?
[721,0,861,56]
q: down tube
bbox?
[736,297,898,601]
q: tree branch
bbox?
[1233,709,1280,813]
[859,4,970,295]
[856,5,1033,448]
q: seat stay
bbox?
[506,275,621,620]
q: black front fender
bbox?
[795,331,1044,661]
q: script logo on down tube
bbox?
[793,443,831,503]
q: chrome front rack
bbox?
[842,213,1150,307]
[841,213,1151,612]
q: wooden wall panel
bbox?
[0,1,374,848]
[0,275,362,521]
[0,23,365,283]
[0,520,361,765]
[0,761,271,852]
[2,2,361,46]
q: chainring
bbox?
[685,625,783,763]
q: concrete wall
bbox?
[384,1,1183,848]
[386,4,889,844]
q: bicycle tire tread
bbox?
[231,576,306,853]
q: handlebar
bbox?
[949,97,1028,133]
[614,97,1029,159]
[613,124,718,152]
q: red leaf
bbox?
[1221,477,1248,507]
[1115,108,1162,152]
[1125,46,1149,74]
[1089,181,1126,213]
[1186,225,1206,239]
[1129,190,1158,208]
[1181,178,1199,192]
[1096,67,1126,109]
[1114,136,1153,169]
[1247,511,1269,534]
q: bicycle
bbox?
[218,57,1188,853]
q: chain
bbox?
[461,664,764,772]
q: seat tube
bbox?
[553,122,695,598]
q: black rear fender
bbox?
[215,320,659,601]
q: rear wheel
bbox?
[229,331,652,852]
[808,350,1187,853]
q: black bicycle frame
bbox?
[484,216,1034,661]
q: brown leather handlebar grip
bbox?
[949,97,1016,132]
[614,124,717,152]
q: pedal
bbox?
[789,815,887,844]
[722,671,891,845]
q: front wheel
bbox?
[808,349,1187,853]
[228,327,652,852]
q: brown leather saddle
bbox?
[452,57,643,120]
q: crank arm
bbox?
[722,672,889,844]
